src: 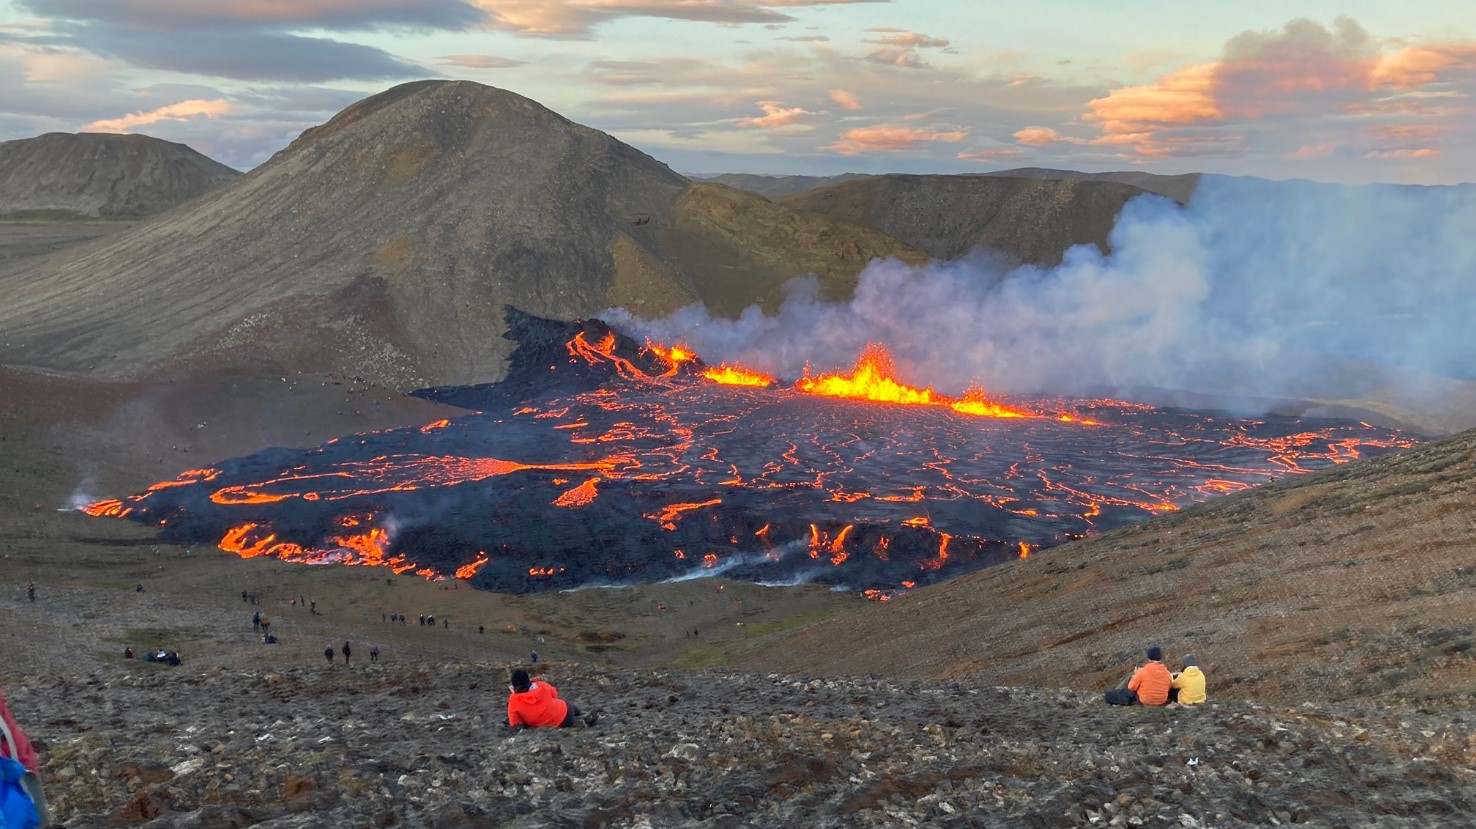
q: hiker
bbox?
[478,625,485,635]
[252,611,261,631]
[530,650,538,664]
[342,641,351,665]
[165,651,181,667]
[443,618,449,630]
[1170,654,1207,704]
[259,616,270,635]
[241,590,248,603]
[123,647,134,659]
[369,646,379,663]
[427,614,435,627]
[263,634,278,644]
[418,615,425,626]
[1105,645,1173,706]
[506,669,596,730]
[324,647,335,664]
[26,582,35,602]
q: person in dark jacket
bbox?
[342,641,352,665]
[324,647,335,664]
[506,669,596,730]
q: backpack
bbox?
[0,716,46,829]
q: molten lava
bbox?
[796,344,1031,419]
[80,312,1418,594]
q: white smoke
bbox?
[609,176,1476,407]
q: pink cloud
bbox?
[1365,148,1440,159]
[82,99,233,133]
[736,100,814,128]
[1285,142,1339,160]
[1070,19,1476,159]
[957,147,1025,162]
[822,124,968,155]
[442,54,524,69]
[828,88,861,110]
[1013,126,1085,147]
[861,29,950,68]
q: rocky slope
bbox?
[0,82,917,389]
[988,167,1202,203]
[779,174,1151,264]
[698,172,871,198]
[8,661,1473,829]
[0,133,237,220]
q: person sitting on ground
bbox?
[123,647,134,659]
[1170,654,1207,704]
[1105,645,1173,706]
[506,669,596,730]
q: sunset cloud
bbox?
[475,0,884,37]
[442,54,525,69]
[1014,126,1085,147]
[82,98,233,133]
[1066,18,1476,161]
[862,28,950,67]
[736,100,815,128]
[823,124,967,155]
[1365,148,1440,159]
[957,147,1025,162]
[828,88,861,110]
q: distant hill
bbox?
[0,132,238,220]
[779,174,1151,264]
[0,81,920,388]
[696,172,872,198]
[986,167,1201,202]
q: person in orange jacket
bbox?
[1105,645,1173,706]
[506,669,596,730]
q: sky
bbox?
[0,1,1472,183]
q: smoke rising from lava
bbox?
[610,177,1476,408]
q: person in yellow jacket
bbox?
[1170,654,1207,704]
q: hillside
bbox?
[698,171,871,198]
[735,427,1476,704]
[989,167,1202,202]
[0,132,237,220]
[0,81,919,389]
[779,174,1151,263]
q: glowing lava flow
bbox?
[208,454,632,505]
[795,344,1031,418]
[702,365,776,388]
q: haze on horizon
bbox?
[0,1,1472,185]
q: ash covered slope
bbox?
[780,173,1152,263]
[741,427,1476,704]
[0,132,238,219]
[0,81,918,389]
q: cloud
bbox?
[1058,17,1476,162]
[1014,126,1084,147]
[27,0,484,30]
[1365,148,1440,159]
[828,88,861,110]
[822,124,967,155]
[957,147,1025,162]
[862,29,949,67]
[76,29,427,82]
[442,54,525,69]
[475,0,791,37]
[779,35,829,42]
[82,98,232,132]
[736,100,816,128]
[1284,142,1338,160]
[22,0,454,82]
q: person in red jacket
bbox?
[0,692,38,773]
[506,669,596,730]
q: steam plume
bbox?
[609,177,1476,407]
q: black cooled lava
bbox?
[84,308,1415,595]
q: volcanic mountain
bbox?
[0,132,238,220]
[0,81,920,388]
[778,173,1155,263]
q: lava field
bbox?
[85,309,1416,595]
